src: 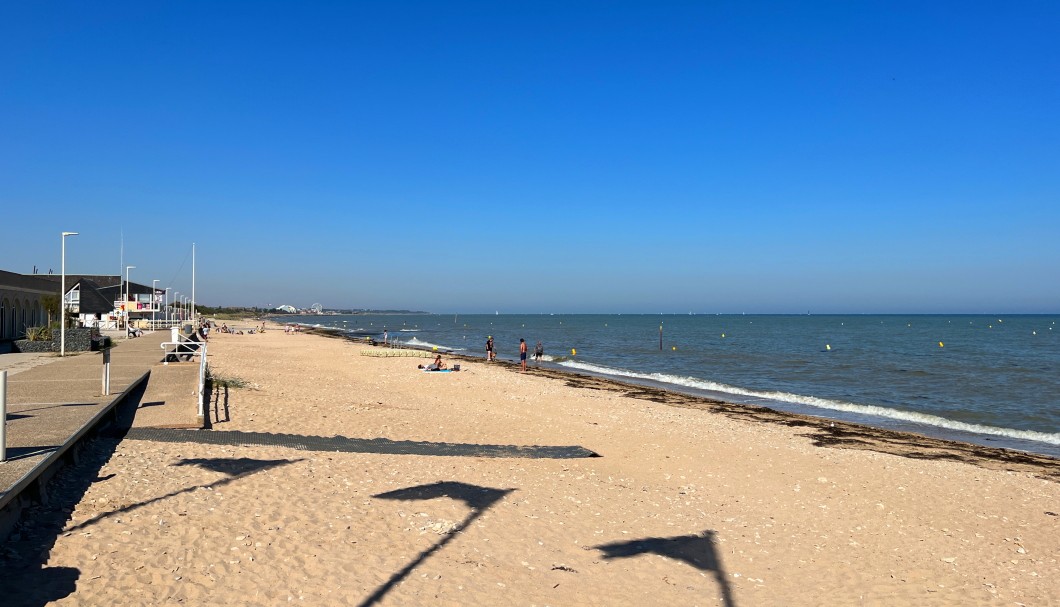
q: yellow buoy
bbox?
[672,346,676,351]
[938,341,944,348]
[721,333,726,338]
[826,344,831,351]
[571,348,577,356]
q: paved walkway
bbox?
[0,331,203,514]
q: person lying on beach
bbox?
[421,354,447,371]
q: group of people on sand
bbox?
[213,322,267,335]
[412,337,546,375]
[486,336,544,373]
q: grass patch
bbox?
[207,371,249,389]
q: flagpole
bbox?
[191,242,196,323]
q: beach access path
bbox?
[0,330,202,523]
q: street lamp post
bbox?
[191,242,196,323]
[60,231,78,357]
[172,291,179,323]
[124,265,135,338]
[152,280,159,330]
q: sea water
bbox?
[280,313,1060,458]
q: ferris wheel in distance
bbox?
[310,303,324,314]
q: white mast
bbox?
[191,242,196,322]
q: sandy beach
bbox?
[4,322,1058,606]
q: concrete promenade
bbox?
[0,331,203,528]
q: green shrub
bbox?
[25,326,53,341]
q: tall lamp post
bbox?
[152,279,159,330]
[124,265,135,337]
[191,242,196,323]
[172,291,179,324]
[60,231,78,357]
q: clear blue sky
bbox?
[2,1,1058,313]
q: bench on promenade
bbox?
[161,336,205,364]
[157,337,210,425]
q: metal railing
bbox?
[159,339,208,420]
[142,319,185,331]
[198,343,207,420]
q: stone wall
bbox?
[13,327,99,353]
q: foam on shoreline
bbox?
[555,360,1060,450]
[363,336,1060,459]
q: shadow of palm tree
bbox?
[358,481,514,607]
[374,480,513,510]
[595,530,735,607]
[62,456,302,534]
[173,456,292,476]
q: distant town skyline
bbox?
[2,3,1057,314]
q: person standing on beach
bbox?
[383,329,388,345]
[520,338,528,372]
[534,341,543,363]
[486,336,495,362]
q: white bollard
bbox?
[102,348,111,396]
[1,370,7,462]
